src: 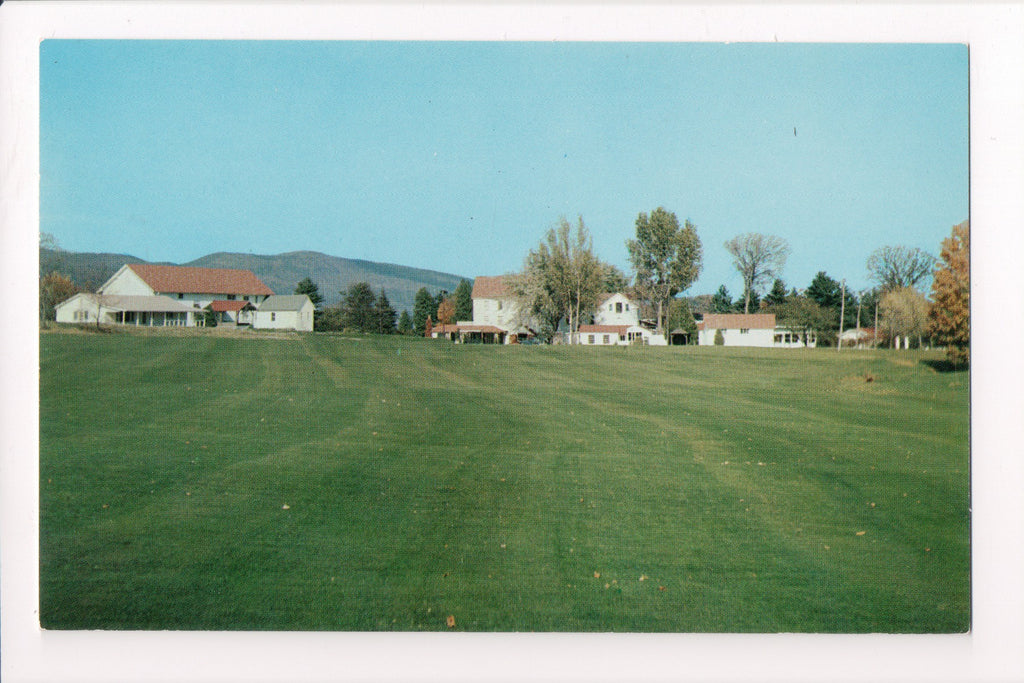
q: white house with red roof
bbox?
[697,313,817,348]
[55,263,276,328]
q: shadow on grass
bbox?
[922,359,969,373]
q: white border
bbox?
[3,2,1023,682]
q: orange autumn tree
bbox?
[928,220,970,367]
[436,297,455,326]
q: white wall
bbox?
[594,294,639,326]
[98,267,153,296]
[253,303,314,331]
[698,327,775,347]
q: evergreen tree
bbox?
[764,278,788,307]
[397,310,413,335]
[294,277,324,308]
[453,280,473,322]
[374,289,397,334]
[667,298,698,344]
[341,282,376,333]
[413,287,435,336]
[711,285,733,313]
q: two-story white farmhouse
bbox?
[55,264,312,331]
[431,275,539,343]
[579,293,657,345]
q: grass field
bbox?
[39,329,969,632]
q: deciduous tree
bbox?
[39,272,78,322]
[511,216,608,341]
[627,208,703,332]
[724,233,790,314]
[866,245,936,292]
[927,220,969,366]
[879,287,930,349]
[436,297,455,326]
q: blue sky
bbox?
[40,40,968,296]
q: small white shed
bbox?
[254,295,315,331]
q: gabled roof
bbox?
[125,264,274,296]
[471,276,511,299]
[700,313,776,330]
[433,324,506,334]
[597,292,637,306]
[258,295,312,312]
[209,300,256,312]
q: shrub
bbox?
[714,329,725,346]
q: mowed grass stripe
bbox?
[39,332,969,631]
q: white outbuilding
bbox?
[254,295,315,332]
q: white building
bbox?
[594,293,640,327]
[54,263,276,328]
[253,295,315,332]
[578,324,651,346]
[55,293,197,327]
[697,313,817,348]
[98,263,274,310]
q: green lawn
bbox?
[39,330,969,632]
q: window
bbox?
[227,294,236,300]
[243,296,250,301]
[625,304,630,311]
[774,334,783,343]
[603,335,611,344]
[740,328,750,334]
[615,302,623,313]
[497,301,503,311]
[178,293,184,299]
[588,335,595,344]
[271,312,276,322]
[609,304,613,311]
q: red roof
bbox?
[209,300,255,312]
[128,264,274,296]
[433,324,506,334]
[471,276,511,299]
[700,313,776,330]
[578,325,631,335]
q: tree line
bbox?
[299,277,473,336]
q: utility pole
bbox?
[837,279,846,351]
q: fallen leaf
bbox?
[856,530,866,536]
[446,615,455,628]
[282,504,290,510]
[604,583,610,589]
[594,571,600,579]
[659,585,666,591]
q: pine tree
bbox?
[413,287,435,336]
[374,289,397,334]
[398,310,413,335]
[341,282,376,333]
[711,285,733,313]
[453,280,473,322]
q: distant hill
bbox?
[43,248,470,315]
